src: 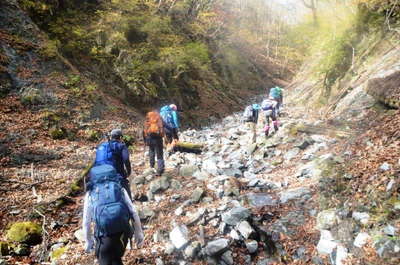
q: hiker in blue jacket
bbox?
[94,129,132,198]
[160,104,180,144]
[83,165,144,265]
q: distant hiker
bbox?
[143,111,165,176]
[261,97,279,137]
[243,103,261,143]
[160,104,180,144]
[243,103,260,123]
[94,129,132,198]
[83,164,144,265]
[269,86,283,115]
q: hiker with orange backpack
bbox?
[143,110,165,176]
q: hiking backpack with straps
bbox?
[261,99,276,111]
[144,111,163,137]
[243,105,253,122]
[94,141,124,174]
[160,105,175,129]
[88,164,132,237]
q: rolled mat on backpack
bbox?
[169,141,203,154]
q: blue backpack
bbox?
[88,165,131,237]
[160,105,175,130]
[94,141,124,176]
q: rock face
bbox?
[6,222,42,245]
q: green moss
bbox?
[49,127,66,140]
[86,129,101,142]
[6,222,42,245]
[39,39,59,59]
[122,135,135,147]
[20,89,43,106]
[51,246,68,261]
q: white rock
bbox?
[380,162,391,171]
[317,230,337,255]
[230,229,240,240]
[236,221,254,239]
[352,212,370,224]
[353,232,370,248]
[169,225,189,249]
[336,245,348,265]
[316,209,337,230]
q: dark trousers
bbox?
[147,137,165,175]
[95,233,128,265]
[165,128,179,144]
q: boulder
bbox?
[316,230,337,255]
[353,232,370,248]
[247,193,277,208]
[204,238,229,256]
[221,207,251,226]
[236,221,254,239]
[169,225,189,250]
[221,250,234,265]
[190,188,205,203]
[6,222,42,245]
[184,241,201,259]
[193,170,210,181]
[245,240,258,254]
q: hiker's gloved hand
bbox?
[85,238,94,253]
[135,231,144,248]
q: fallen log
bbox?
[168,141,204,154]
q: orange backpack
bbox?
[144,111,163,137]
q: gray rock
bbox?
[386,179,396,191]
[170,179,183,190]
[316,209,337,230]
[374,236,400,258]
[190,188,205,203]
[295,138,315,150]
[245,240,258,253]
[247,178,261,187]
[205,238,229,256]
[221,250,233,265]
[221,207,251,225]
[236,221,254,239]
[383,225,397,236]
[133,175,146,185]
[169,225,189,250]
[149,179,162,193]
[155,258,164,265]
[284,148,300,161]
[279,187,311,203]
[180,165,198,176]
[247,193,277,208]
[0,259,7,265]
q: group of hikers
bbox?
[83,104,180,265]
[244,86,283,139]
[81,86,284,265]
